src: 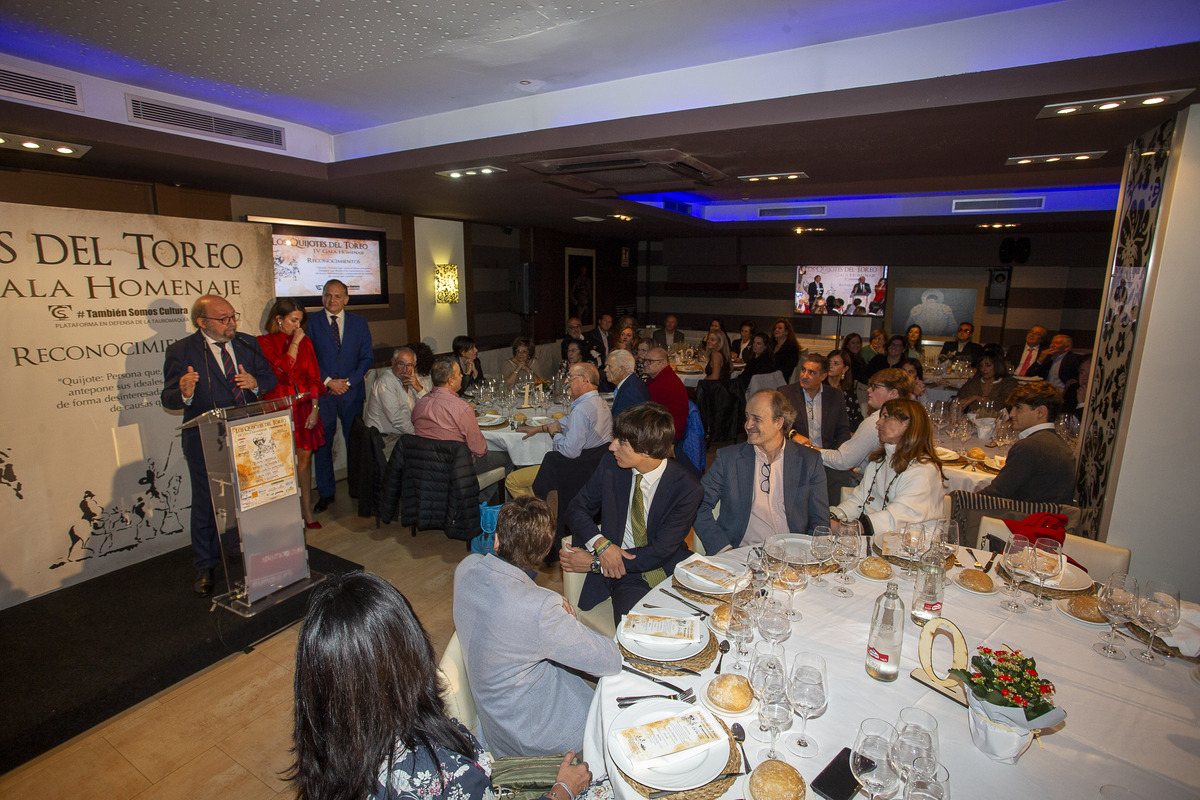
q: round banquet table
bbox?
[936,434,1009,493]
[582,546,1200,800]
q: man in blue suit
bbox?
[604,349,649,418]
[561,402,703,622]
[308,279,374,512]
[693,389,829,555]
[161,295,277,596]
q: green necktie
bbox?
[631,474,666,588]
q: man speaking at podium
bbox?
[162,295,276,597]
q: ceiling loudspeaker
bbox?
[987,268,1011,307]
[998,237,1031,264]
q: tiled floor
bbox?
[0,491,564,800]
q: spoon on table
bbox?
[730,723,751,773]
[713,640,731,675]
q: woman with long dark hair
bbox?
[826,350,863,430]
[290,571,592,800]
[865,334,908,377]
[905,324,924,361]
[770,318,801,381]
[453,334,484,396]
[735,331,776,394]
[955,352,1017,412]
[259,298,326,528]
[831,398,944,536]
[841,332,869,385]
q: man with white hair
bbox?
[365,346,428,458]
[605,349,649,417]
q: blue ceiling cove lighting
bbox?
[622,186,1120,222]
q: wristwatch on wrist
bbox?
[590,552,602,574]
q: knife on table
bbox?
[621,665,688,694]
[623,655,700,676]
[660,590,712,616]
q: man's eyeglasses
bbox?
[644,357,666,364]
[868,382,888,391]
[760,462,771,494]
[201,313,240,324]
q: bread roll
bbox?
[710,604,730,632]
[773,566,803,589]
[749,759,806,800]
[552,412,566,419]
[860,556,892,580]
[512,413,527,423]
[1068,594,1107,623]
[707,673,753,712]
[968,447,987,460]
[959,568,994,593]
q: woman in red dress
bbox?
[258,298,326,529]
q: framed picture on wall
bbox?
[889,286,981,339]
[565,247,596,326]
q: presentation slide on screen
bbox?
[271,234,382,297]
[795,265,887,315]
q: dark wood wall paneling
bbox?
[525,228,639,343]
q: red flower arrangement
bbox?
[951,646,1057,721]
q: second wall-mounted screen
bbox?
[795,265,887,315]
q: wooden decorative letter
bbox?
[910,618,970,705]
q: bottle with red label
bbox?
[866,580,904,682]
[910,550,946,627]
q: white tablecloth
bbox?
[938,435,1008,492]
[583,548,1200,800]
[482,427,555,467]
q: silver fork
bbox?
[616,690,695,707]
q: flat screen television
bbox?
[247,216,388,307]
[794,265,887,316]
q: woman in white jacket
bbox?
[832,398,944,536]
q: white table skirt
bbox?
[482,427,554,467]
[583,548,1200,800]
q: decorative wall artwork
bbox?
[890,287,979,338]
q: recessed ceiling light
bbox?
[435,165,507,179]
[1045,157,1060,162]
[1074,155,1090,160]
[480,168,493,174]
[449,172,462,178]
[609,214,634,222]
[0,132,91,158]
[21,141,39,149]
[1017,159,1033,164]
[793,226,825,234]
[1005,151,1106,165]
[55,146,74,154]
[977,223,1019,229]
[1038,89,1193,118]
[738,171,810,182]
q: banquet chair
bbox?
[559,539,617,638]
[744,370,786,403]
[977,516,1131,576]
[947,490,1081,549]
[438,631,480,736]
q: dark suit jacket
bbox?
[566,454,703,611]
[307,310,374,408]
[693,441,829,553]
[161,330,277,458]
[939,340,984,365]
[611,373,650,417]
[778,383,851,450]
[806,280,824,300]
[584,327,610,364]
[979,428,1076,505]
[651,328,686,348]
[1031,350,1085,390]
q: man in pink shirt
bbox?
[412,355,510,499]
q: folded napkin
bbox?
[1161,601,1200,657]
[676,554,740,590]
[621,614,704,645]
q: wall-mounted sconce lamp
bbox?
[435,263,460,304]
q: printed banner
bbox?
[0,201,274,610]
[230,414,298,512]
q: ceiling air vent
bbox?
[758,205,828,218]
[127,95,285,149]
[952,196,1045,213]
[0,65,80,110]
[524,149,725,194]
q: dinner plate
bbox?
[608,699,729,791]
[950,569,1000,596]
[674,556,743,595]
[855,565,893,583]
[1055,598,1109,628]
[529,416,552,426]
[935,447,960,462]
[705,611,730,636]
[618,608,710,661]
[765,534,820,565]
[697,677,757,719]
[985,455,1007,470]
[1004,559,1094,593]
[476,414,506,426]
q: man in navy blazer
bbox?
[161,295,276,596]
[604,349,650,418]
[308,279,374,511]
[561,402,703,622]
[778,354,852,451]
[694,390,829,554]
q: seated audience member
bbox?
[453,334,484,396]
[290,571,593,800]
[613,325,637,352]
[562,402,703,622]
[735,332,777,394]
[955,352,1016,412]
[832,399,944,536]
[939,321,984,365]
[779,353,852,451]
[826,350,864,430]
[1032,333,1085,394]
[652,314,686,348]
[634,338,654,377]
[503,336,542,387]
[559,339,587,378]
[865,334,908,376]
[506,363,613,497]
[412,355,510,499]
[862,329,888,365]
[365,346,428,458]
[901,358,927,401]
[585,312,614,365]
[642,346,688,440]
[1011,325,1048,377]
[1068,358,1090,421]
[694,390,829,553]
[841,332,869,385]
[454,497,621,758]
[979,381,1076,504]
[732,320,756,361]
[770,318,802,382]
[702,330,732,384]
[606,349,650,417]
[408,340,435,390]
[905,324,924,361]
[707,318,732,350]
[560,317,591,362]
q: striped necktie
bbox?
[331,314,342,351]
[219,343,245,405]
[631,474,666,588]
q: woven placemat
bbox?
[479,420,512,430]
[995,564,1096,599]
[615,716,741,800]
[871,541,955,571]
[619,630,718,675]
[669,578,728,606]
[1120,624,1200,664]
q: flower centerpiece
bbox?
[950,646,1067,763]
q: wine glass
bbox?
[777,541,809,618]
[901,522,931,577]
[758,603,792,646]
[890,707,939,785]
[748,645,787,741]
[1093,573,1139,660]
[852,719,902,800]
[785,652,827,759]
[810,527,835,586]
[727,604,754,672]
[831,538,858,598]
[1136,579,1181,666]
[1028,538,1063,611]
[757,690,793,762]
[997,536,1031,614]
[905,758,951,800]
[938,520,960,560]
[762,536,787,596]
[745,547,769,592]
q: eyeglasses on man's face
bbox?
[201,313,240,325]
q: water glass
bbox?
[810,527,835,586]
[891,707,939,783]
[786,652,827,758]
[1094,573,1138,660]
[852,719,901,800]
[1136,579,1181,666]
